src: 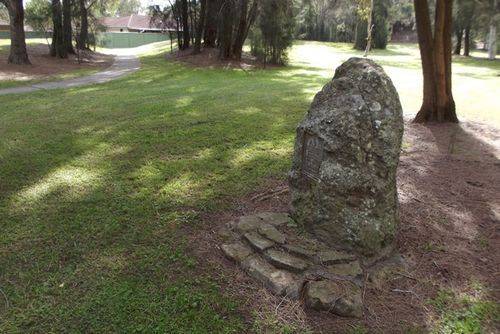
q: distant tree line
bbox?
[295,0,498,58]
[150,0,295,65]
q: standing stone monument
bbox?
[219,57,404,318]
[289,57,404,260]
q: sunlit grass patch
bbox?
[428,283,499,333]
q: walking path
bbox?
[0,54,140,96]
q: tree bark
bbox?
[454,28,463,55]
[51,0,68,58]
[488,0,497,60]
[62,0,74,54]
[413,0,437,122]
[77,0,88,49]
[219,0,233,59]
[204,0,219,47]
[464,25,471,56]
[2,0,30,64]
[181,0,190,49]
[193,0,207,54]
[232,0,249,59]
[413,0,457,123]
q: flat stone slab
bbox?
[243,232,275,251]
[258,224,286,244]
[283,244,316,258]
[221,242,253,263]
[264,249,309,273]
[218,211,387,318]
[242,256,299,297]
[237,215,263,233]
[315,250,357,265]
[305,280,363,317]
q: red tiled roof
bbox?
[100,16,132,28]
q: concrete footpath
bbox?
[0,54,140,96]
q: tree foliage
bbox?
[251,0,295,65]
[25,0,52,36]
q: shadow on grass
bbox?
[0,51,327,332]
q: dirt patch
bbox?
[0,43,113,83]
[165,47,280,70]
[190,120,499,333]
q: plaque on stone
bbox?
[301,134,323,181]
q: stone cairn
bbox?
[220,58,404,318]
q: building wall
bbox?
[95,32,169,48]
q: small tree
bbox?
[251,0,295,65]
[25,0,52,50]
[372,0,389,49]
[50,0,67,58]
[355,0,388,52]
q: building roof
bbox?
[100,14,176,32]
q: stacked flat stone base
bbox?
[220,212,366,318]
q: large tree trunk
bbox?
[232,0,258,59]
[204,0,219,47]
[77,0,88,50]
[454,28,463,55]
[181,0,190,49]
[51,0,68,58]
[488,0,497,60]
[193,0,207,54]
[218,0,234,59]
[232,0,249,60]
[413,0,457,123]
[62,0,74,54]
[2,0,30,64]
[464,25,471,56]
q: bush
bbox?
[250,0,295,65]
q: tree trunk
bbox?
[464,25,471,56]
[232,0,249,60]
[181,0,190,49]
[413,0,457,123]
[204,0,219,47]
[193,0,207,54]
[364,0,374,56]
[77,0,88,50]
[413,0,436,122]
[62,0,74,54]
[2,0,30,64]
[454,28,463,55]
[488,0,497,60]
[51,0,67,58]
[219,0,233,59]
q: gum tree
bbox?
[413,0,458,123]
[0,0,30,64]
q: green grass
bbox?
[429,285,499,334]
[0,40,499,333]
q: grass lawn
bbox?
[0,41,498,333]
